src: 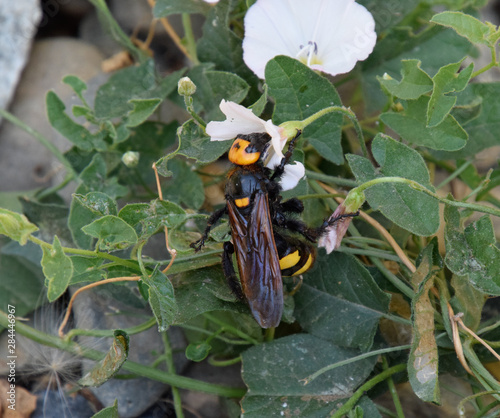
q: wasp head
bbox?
[228,133,271,166]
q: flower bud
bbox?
[121,151,140,168]
[178,77,197,96]
[279,121,303,140]
[343,187,366,213]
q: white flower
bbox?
[242,0,377,79]
[206,100,305,190]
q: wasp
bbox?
[191,131,353,328]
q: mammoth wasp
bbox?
[191,131,354,328]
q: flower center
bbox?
[296,41,320,67]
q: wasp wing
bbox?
[227,191,283,328]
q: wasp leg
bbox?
[276,211,360,243]
[270,130,302,181]
[319,211,360,232]
[221,241,244,300]
[278,197,304,214]
[190,206,227,252]
[288,275,303,296]
[278,217,322,242]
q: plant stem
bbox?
[354,176,500,218]
[162,331,184,418]
[208,356,242,367]
[203,313,260,345]
[264,327,275,342]
[299,106,368,159]
[304,170,359,188]
[331,364,407,418]
[0,310,246,398]
[66,317,157,339]
[303,345,411,384]
[182,13,199,65]
[370,256,414,299]
[183,95,207,128]
[435,160,472,190]
[471,44,498,79]
[382,356,405,418]
[457,390,500,416]
[28,235,141,272]
[0,109,78,180]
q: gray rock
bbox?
[32,389,94,418]
[72,287,188,418]
[0,38,104,192]
[0,0,41,120]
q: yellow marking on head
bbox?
[234,197,250,208]
[279,250,301,271]
[228,138,261,165]
[293,254,314,276]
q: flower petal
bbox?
[264,120,285,160]
[206,100,267,140]
[279,162,305,191]
[243,0,376,78]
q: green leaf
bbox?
[46,91,106,151]
[168,266,248,325]
[20,198,71,244]
[197,0,258,84]
[266,56,344,164]
[377,59,433,100]
[181,64,249,120]
[0,241,45,322]
[431,11,491,46]
[444,205,500,295]
[119,199,187,241]
[408,241,440,403]
[153,0,211,17]
[82,215,138,251]
[433,83,500,159]
[87,0,147,62]
[156,119,229,170]
[70,256,105,284]
[450,274,485,332]
[427,60,473,127]
[0,208,38,245]
[68,192,118,249]
[294,252,389,351]
[94,60,184,120]
[0,190,38,212]
[381,96,468,151]
[241,334,377,417]
[159,159,205,210]
[185,342,211,362]
[76,154,128,199]
[358,0,420,33]
[125,121,178,155]
[63,75,88,104]
[41,236,73,302]
[347,134,440,236]
[79,330,129,387]
[250,85,268,117]
[91,400,119,418]
[362,25,475,112]
[125,98,162,128]
[147,266,177,332]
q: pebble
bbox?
[0,38,103,192]
[72,288,189,417]
[0,0,41,119]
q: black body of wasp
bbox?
[191,132,344,328]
